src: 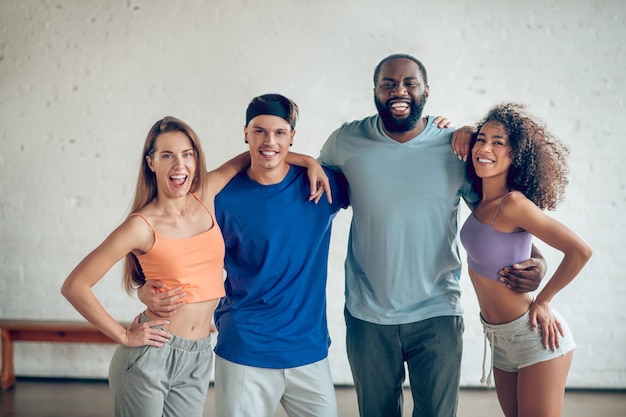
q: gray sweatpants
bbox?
[108,324,213,417]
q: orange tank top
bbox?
[132,194,226,303]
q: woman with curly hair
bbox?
[460,103,592,417]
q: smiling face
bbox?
[472,121,513,181]
[244,114,295,184]
[374,57,429,133]
[145,131,197,198]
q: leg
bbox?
[493,368,519,417]
[108,344,168,417]
[214,355,283,417]
[281,358,338,417]
[163,336,213,417]
[517,352,573,417]
[345,308,405,417]
[403,316,464,417]
[488,308,576,417]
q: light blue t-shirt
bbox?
[319,115,476,325]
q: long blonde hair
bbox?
[122,116,208,293]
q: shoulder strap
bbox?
[489,192,513,225]
[191,192,216,221]
[129,212,157,234]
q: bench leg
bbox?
[1,329,16,391]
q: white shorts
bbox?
[480,308,576,383]
[214,355,338,417]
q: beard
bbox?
[375,93,427,133]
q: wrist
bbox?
[534,294,551,305]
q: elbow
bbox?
[582,243,593,263]
[60,280,71,299]
[572,242,593,269]
[60,278,77,301]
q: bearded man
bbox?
[318,53,546,417]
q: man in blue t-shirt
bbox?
[211,94,348,417]
[318,53,546,417]
[140,93,349,417]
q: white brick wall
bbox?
[1,0,624,388]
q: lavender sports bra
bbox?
[459,197,533,281]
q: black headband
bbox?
[245,100,294,128]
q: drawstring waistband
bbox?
[479,305,534,386]
[481,327,495,385]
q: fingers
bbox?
[533,305,561,351]
[511,259,536,270]
[161,301,184,312]
[534,313,553,351]
[537,322,556,351]
[450,128,472,161]
[309,179,332,204]
[543,324,551,350]
[308,177,332,205]
[498,266,541,293]
[509,258,541,275]
[433,116,454,128]
[498,273,534,293]
[162,289,187,305]
[151,288,186,309]
[552,328,560,350]
[553,318,564,349]
[451,133,465,157]
[145,280,167,290]
[323,179,332,204]
[145,318,171,327]
[126,320,172,348]
[452,140,464,160]
[532,315,556,351]
[529,310,538,334]
[144,328,171,347]
[139,324,171,346]
[452,150,467,162]
[308,181,324,204]
[309,188,323,204]
[556,319,565,338]
[308,177,322,203]
[146,289,186,318]
[507,258,545,293]
[148,302,184,318]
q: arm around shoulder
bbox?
[286,152,332,204]
[205,152,250,196]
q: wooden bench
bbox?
[0,320,121,391]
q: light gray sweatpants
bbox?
[108,323,213,417]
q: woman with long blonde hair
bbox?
[62,116,328,416]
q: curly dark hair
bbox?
[466,103,570,210]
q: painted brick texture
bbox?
[0,0,624,388]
